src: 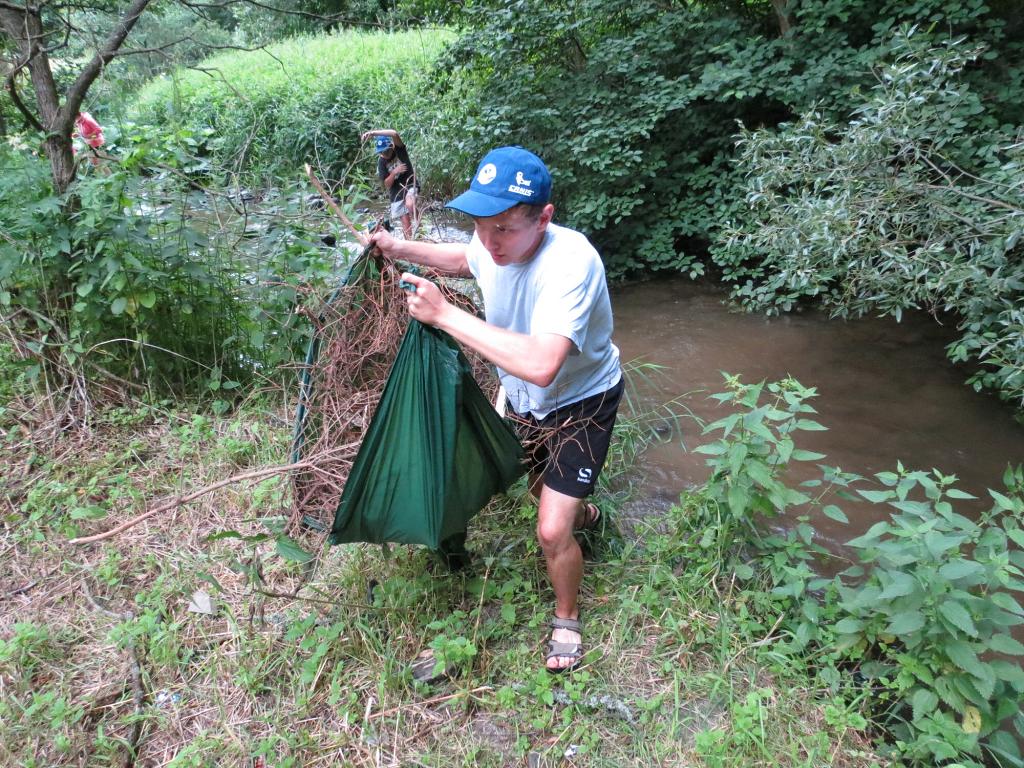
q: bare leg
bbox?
[536,483,586,670]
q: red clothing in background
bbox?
[74,112,104,150]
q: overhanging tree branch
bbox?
[62,0,152,127]
[4,53,43,130]
[178,0,376,28]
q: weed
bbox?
[832,464,1024,766]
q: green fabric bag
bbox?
[329,318,525,549]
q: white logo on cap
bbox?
[477,163,497,185]
[515,171,532,187]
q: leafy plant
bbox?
[677,375,1024,765]
[693,374,829,564]
[426,609,478,678]
[0,123,336,394]
[832,464,1024,767]
[427,0,1023,280]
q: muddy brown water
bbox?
[610,276,1024,550]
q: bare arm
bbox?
[379,161,405,191]
[371,230,470,277]
[401,273,573,387]
[361,128,404,147]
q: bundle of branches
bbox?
[289,248,499,534]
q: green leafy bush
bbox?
[719,33,1024,405]
[0,125,335,392]
[683,374,1024,766]
[427,0,1022,278]
[693,375,827,558]
[833,465,1024,767]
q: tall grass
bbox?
[135,29,459,187]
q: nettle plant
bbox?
[0,126,335,393]
[833,465,1024,767]
[696,376,831,561]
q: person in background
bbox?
[368,146,622,673]
[361,128,418,239]
[73,112,105,165]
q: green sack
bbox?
[329,319,525,549]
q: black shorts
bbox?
[511,378,623,499]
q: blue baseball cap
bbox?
[374,136,394,153]
[446,146,552,217]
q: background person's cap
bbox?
[446,146,551,217]
[374,136,394,153]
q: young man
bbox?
[369,146,622,672]
[361,128,418,239]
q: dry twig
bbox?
[68,459,320,545]
[304,163,367,245]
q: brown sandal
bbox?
[576,502,602,532]
[545,615,584,674]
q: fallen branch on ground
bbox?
[68,459,320,545]
[368,686,493,720]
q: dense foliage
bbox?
[425,0,1022,279]
[721,37,1024,405]
[134,29,455,188]
[0,129,335,393]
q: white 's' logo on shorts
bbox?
[515,171,532,187]
[477,163,497,185]
[577,468,593,483]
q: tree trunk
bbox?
[0,0,153,194]
[44,134,78,194]
[771,0,793,38]
[0,6,76,192]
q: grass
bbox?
[0,386,883,767]
[132,28,462,189]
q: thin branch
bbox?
[38,6,73,56]
[256,589,372,609]
[919,183,1024,214]
[64,0,153,124]
[106,35,196,59]
[4,53,43,130]
[123,642,145,768]
[305,163,368,246]
[81,579,147,765]
[368,686,493,721]
[180,0,365,25]
[68,458,318,544]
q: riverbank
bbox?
[1,383,886,767]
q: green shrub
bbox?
[0,125,336,393]
[426,0,1022,279]
[833,465,1024,767]
[134,29,455,187]
[684,374,1024,766]
[693,375,829,560]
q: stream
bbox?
[610,276,1024,548]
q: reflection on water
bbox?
[612,277,1024,548]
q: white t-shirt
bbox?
[465,223,622,419]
